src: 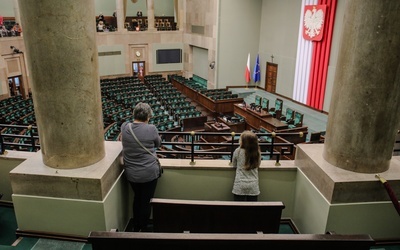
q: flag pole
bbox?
[245,53,251,89]
[253,54,261,90]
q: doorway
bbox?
[8,76,23,97]
[265,62,278,93]
[132,61,145,81]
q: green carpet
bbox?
[278,222,296,234]
[0,206,18,245]
[12,237,38,250]
[31,239,84,250]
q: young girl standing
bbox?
[232,130,261,201]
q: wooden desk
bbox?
[234,104,287,131]
[211,122,230,142]
[247,107,272,118]
[171,79,243,114]
[211,122,230,132]
[204,122,230,142]
[261,117,288,131]
[234,104,261,129]
[217,117,246,132]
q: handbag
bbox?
[128,123,163,178]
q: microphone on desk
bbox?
[231,117,240,123]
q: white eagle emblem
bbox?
[304,7,324,39]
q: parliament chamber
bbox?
[1,0,400,249]
[0,74,308,162]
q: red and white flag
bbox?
[245,53,251,83]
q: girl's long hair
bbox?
[240,130,261,170]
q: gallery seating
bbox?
[150,198,285,233]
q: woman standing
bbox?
[232,130,261,201]
[121,102,162,232]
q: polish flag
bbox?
[245,53,251,83]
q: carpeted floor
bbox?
[31,239,84,250]
[0,205,92,250]
[0,205,18,246]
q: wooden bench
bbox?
[88,231,375,250]
[150,198,285,233]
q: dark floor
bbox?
[1,205,400,249]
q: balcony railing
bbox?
[0,124,40,153]
[0,124,301,166]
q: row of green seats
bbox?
[149,114,171,124]
[19,113,36,125]
[174,110,202,121]
[103,105,124,115]
[156,120,177,131]
[169,106,197,116]
[104,123,120,141]
[0,95,23,107]
[1,107,33,124]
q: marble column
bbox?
[0,57,7,96]
[18,0,105,169]
[13,0,21,26]
[116,0,126,32]
[323,0,400,173]
[147,0,156,31]
[174,0,180,30]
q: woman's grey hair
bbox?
[133,102,153,122]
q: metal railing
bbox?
[158,131,297,166]
[0,124,300,166]
[0,124,40,154]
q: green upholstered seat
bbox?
[281,108,294,123]
[261,97,269,110]
[269,98,283,117]
[255,95,262,106]
[288,112,304,128]
[258,127,272,143]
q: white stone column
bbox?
[18,0,105,169]
[116,0,126,32]
[147,0,156,31]
[13,0,21,25]
[174,0,180,30]
[323,0,400,173]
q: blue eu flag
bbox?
[253,54,261,83]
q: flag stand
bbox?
[253,54,261,91]
[245,53,251,89]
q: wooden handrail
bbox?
[88,231,375,250]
